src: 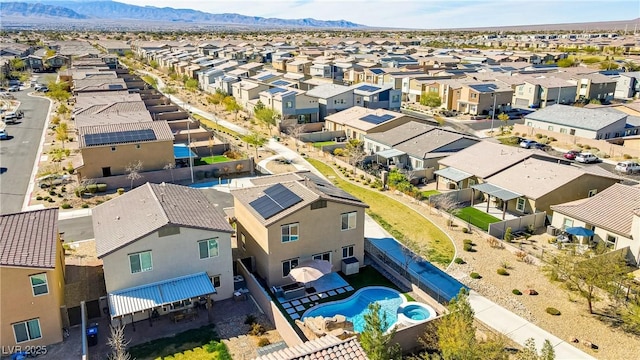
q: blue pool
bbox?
[302,287,407,332]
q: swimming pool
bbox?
[301,286,435,332]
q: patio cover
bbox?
[108,272,215,318]
[434,167,472,182]
[173,144,198,160]
[376,149,405,158]
[471,183,521,201]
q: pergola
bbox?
[470,183,521,220]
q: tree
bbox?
[254,107,278,136]
[433,194,460,226]
[207,90,226,109]
[287,124,305,152]
[9,58,25,71]
[125,160,143,189]
[346,139,366,174]
[497,113,510,134]
[557,58,575,68]
[223,96,242,121]
[420,91,442,108]
[106,324,132,360]
[141,75,157,89]
[621,298,640,334]
[55,122,68,148]
[545,245,628,314]
[184,78,199,92]
[149,59,159,69]
[622,60,640,72]
[516,338,555,360]
[162,86,176,95]
[360,302,402,360]
[242,131,267,159]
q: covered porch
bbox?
[470,183,521,220]
[434,167,472,190]
[374,148,407,170]
[108,272,216,330]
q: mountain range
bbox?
[0,0,365,28]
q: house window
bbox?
[282,258,299,277]
[281,223,299,243]
[129,251,153,273]
[210,275,221,288]
[199,238,219,259]
[341,212,357,231]
[240,233,246,252]
[286,101,293,108]
[606,234,617,249]
[311,200,327,210]
[560,128,567,134]
[563,218,574,230]
[13,319,42,343]
[516,198,526,212]
[313,252,331,262]
[111,147,117,152]
[547,126,554,131]
[468,178,476,186]
[588,189,597,197]
[342,245,355,259]
[30,273,48,296]
[527,122,532,126]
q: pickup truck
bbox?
[615,161,640,174]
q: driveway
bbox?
[0,89,50,214]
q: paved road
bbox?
[0,89,50,214]
[59,215,94,242]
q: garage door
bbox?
[514,98,529,108]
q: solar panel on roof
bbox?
[360,114,395,125]
[258,73,277,81]
[264,183,303,209]
[249,196,281,219]
[272,80,290,86]
[108,84,124,90]
[84,129,156,147]
[267,87,287,94]
[356,85,381,93]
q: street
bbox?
[0,88,50,214]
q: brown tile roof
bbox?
[324,106,406,132]
[551,183,640,236]
[253,335,368,360]
[93,183,234,258]
[0,208,59,269]
[77,120,174,148]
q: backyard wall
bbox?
[299,130,345,143]
[488,212,547,239]
[236,260,304,347]
[428,188,474,205]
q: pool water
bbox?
[302,287,404,332]
[403,304,430,320]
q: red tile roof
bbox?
[0,208,59,269]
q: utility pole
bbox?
[187,119,194,183]
[490,92,497,136]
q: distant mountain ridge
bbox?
[0,0,365,28]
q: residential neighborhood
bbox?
[2,6,640,360]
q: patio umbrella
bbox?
[564,227,595,237]
[288,259,332,283]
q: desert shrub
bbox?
[43,196,51,201]
[49,190,56,196]
[535,133,543,139]
[249,323,266,336]
[61,203,72,209]
[86,184,98,194]
[36,196,43,200]
[81,204,89,208]
[623,154,632,159]
[487,237,502,248]
[497,268,509,276]
[117,188,125,195]
[513,132,520,136]
[576,143,583,148]
[244,314,256,325]
[96,183,107,192]
[500,260,511,269]
[515,251,528,261]
[57,194,63,198]
[462,227,470,233]
[504,227,513,242]
[454,257,465,264]
[470,272,481,279]
[463,239,473,245]
[333,148,345,156]
[48,198,55,202]
[512,289,522,295]
[546,307,561,316]
[463,243,473,252]
[583,144,591,150]
[257,337,270,347]
[548,137,557,142]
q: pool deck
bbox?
[277,272,354,320]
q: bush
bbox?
[512,289,522,295]
[548,137,557,142]
[96,183,107,192]
[504,227,513,242]
[463,239,473,245]
[49,190,56,196]
[61,203,72,209]
[463,243,474,252]
[257,337,271,347]
[497,268,510,276]
[454,257,465,264]
[244,314,256,325]
[470,272,482,279]
[546,307,561,316]
[249,323,266,336]
[535,133,543,139]
[117,188,125,195]
[624,154,632,159]
[57,194,63,198]
[333,148,345,156]
[81,204,89,208]
[36,196,43,200]
[48,198,55,202]
[86,184,98,194]
[462,227,470,233]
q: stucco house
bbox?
[230,172,369,288]
[306,84,355,121]
[323,106,415,141]
[512,77,577,109]
[1,209,66,349]
[92,183,235,326]
[550,183,640,264]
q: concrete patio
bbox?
[472,201,519,221]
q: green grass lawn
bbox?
[307,158,454,266]
[198,155,230,164]
[456,206,501,231]
[128,325,230,360]
[312,141,336,148]
[421,190,440,198]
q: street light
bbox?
[187,118,194,183]
[490,92,497,136]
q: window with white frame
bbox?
[240,233,246,251]
[588,189,597,197]
[342,245,355,259]
[282,258,299,277]
[563,218,574,229]
[129,251,153,273]
[13,319,42,343]
[341,212,357,231]
[210,275,221,288]
[313,252,331,262]
[286,101,293,108]
[199,238,219,259]
[30,273,48,296]
[516,198,526,212]
[281,223,299,243]
[606,234,617,249]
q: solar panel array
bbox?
[84,129,157,147]
[369,68,384,75]
[258,73,277,81]
[356,85,381,93]
[271,80,290,86]
[249,183,303,219]
[360,114,395,125]
[267,87,287,95]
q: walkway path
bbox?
[139,70,594,359]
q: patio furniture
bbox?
[281,282,306,300]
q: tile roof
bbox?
[551,183,640,236]
[524,104,627,131]
[93,183,234,258]
[0,208,59,269]
[324,106,405,132]
[394,130,478,159]
[253,335,368,360]
[77,120,174,148]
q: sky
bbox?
[115,0,640,29]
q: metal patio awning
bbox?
[376,148,406,158]
[434,167,473,182]
[108,272,215,318]
[471,183,521,201]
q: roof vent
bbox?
[115,216,120,220]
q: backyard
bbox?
[195,155,230,165]
[307,158,454,266]
[128,325,230,360]
[455,206,501,231]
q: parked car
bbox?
[8,85,19,92]
[2,112,18,124]
[575,152,599,164]
[615,161,640,174]
[0,129,8,140]
[519,139,538,149]
[532,142,550,151]
[37,174,72,188]
[563,150,581,160]
[34,84,48,92]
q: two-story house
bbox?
[231,172,369,288]
[1,209,66,349]
[258,88,320,130]
[232,80,270,109]
[323,106,415,141]
[350,84,402,111]
[93,183,235,326]
[306,84,355,121]
[512,77,577,109]
[457,83,514,116]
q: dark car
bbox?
[532,142,550,151]
[563,150,581,160]
[8,85,19,92]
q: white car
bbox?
[615,161,640,174]
[575,152,599,164]
[37,174,72,188]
